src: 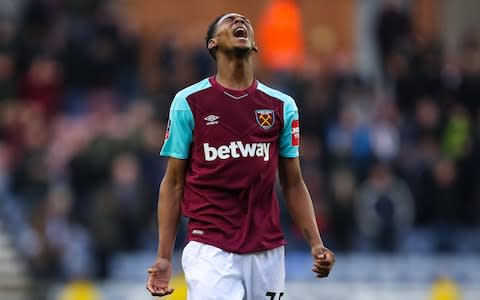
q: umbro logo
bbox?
[204,115,219,125]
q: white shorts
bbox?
[181,241,285,300]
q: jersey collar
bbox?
[209,76,258,99]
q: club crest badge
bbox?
[255,109,275,130]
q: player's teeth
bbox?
[234,28,246,37]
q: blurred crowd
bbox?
[0,0,479,282]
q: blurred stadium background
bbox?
[0,0,479,299]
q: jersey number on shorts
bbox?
[266,291,284,300]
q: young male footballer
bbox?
[147,12,335,300]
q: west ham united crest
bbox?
[255,109,275,130]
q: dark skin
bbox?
[278,157,335,278]
[147,13,335,297]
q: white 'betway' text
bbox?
[203,141,270,161]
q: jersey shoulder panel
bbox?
[160,78,212,159]
[172,77,212,110]
[256,82,298,112]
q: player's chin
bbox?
[233,44,254,54]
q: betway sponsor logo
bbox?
[203,141,271,161]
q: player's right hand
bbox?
[146,258,174,297]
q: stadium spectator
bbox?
[375,0,412,80]
[354,160,415,252]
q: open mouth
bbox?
[233,27,247,39]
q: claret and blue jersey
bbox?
[161,76,300,253]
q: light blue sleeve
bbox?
[279,98,300,158]
[160,93,194,159]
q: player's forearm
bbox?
[283,181,324,248]
[156,179,183,260]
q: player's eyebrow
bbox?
[217,14,250,25]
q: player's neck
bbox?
[215,56,254,90]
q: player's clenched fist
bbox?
[146,258,174,297]
[311,245,335,278]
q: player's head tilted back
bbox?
[205,13,258,61]
[148,10,335,300]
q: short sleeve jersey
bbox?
[161,77,300,253]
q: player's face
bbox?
[210,13,256,55]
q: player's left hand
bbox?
[311,245,335,278]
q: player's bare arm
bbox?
[278,157,335,278]
[147,157,187,297]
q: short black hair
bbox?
[205,14,226,60]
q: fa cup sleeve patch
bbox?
[291,119,299,146]
[165,119,171,140]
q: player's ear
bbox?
[208,38,218,51]
[252,43,258,52]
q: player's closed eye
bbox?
[223,16,235,23]
[223,16,251,25]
